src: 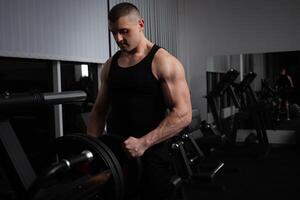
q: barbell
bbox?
[32,134,142,200]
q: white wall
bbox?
[177,0,300,119]
[0,0,109,63]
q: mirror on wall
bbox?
[206,50,300,131]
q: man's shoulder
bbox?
[154,48,179,66]
[153,48,184,79]
[154,48,181,65]
[104,57,113,69]
[155,47,172,59]
[101,57,113,80]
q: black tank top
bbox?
[107,44,167,138]
[277,74,291,90]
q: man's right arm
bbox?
[288,75,294,88]
[86,59,111,138]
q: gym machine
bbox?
[206,68,240,143]
[234,72,270,154]
[234,72,257,110]
[170,109,225,200]
[206,69,270,157]
[259,79,281,124]
[0,90,141,200]
[259,79,280,106]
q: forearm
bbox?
[289,79,294,88]
[141,108,192,149]
[87,109,106,138]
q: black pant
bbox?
[138,142,174,200]
[100,135,175,200]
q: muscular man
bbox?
[87,2,192,200]
[275,67,294,121]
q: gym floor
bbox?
[183,144,300,200]
[1,134,299,200]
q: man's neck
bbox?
[117,39,154,68]
[123,39,153,57]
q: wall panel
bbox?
[0,0,109,63]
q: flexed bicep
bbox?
[156,51,192,122]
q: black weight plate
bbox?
[54,134,124,200]
[99,134,143,198]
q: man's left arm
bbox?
[123,51,192,157]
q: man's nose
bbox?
[115,33,123,42]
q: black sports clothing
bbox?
[276,74,292,101]
[107,44,167,138]
[107,44,174,200]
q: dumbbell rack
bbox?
[171,132,224,183]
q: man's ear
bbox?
[138,19,144,31]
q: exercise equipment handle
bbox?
[43,91,87,105]
[206,68,239,97]
[45,150,93,178]
[0,90,87,109]
[62,150,94,169]
[29,150,93,197]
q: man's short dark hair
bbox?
[108,2,141,22]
